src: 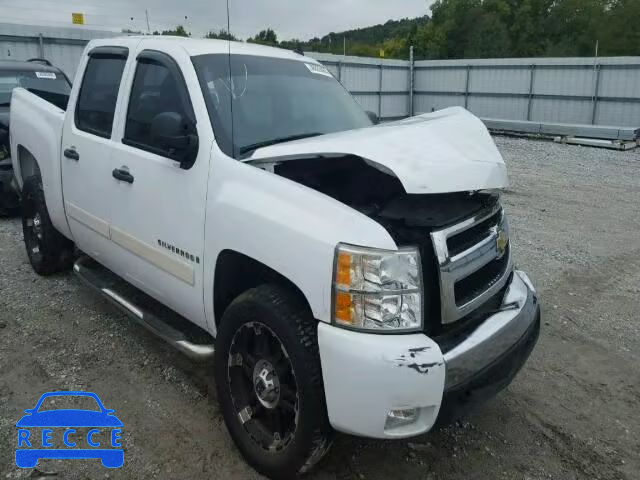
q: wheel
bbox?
[21,175,74,275]
[214,284,332,479]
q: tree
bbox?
[281,16,429,58]
[279,38,305,51]
[248,28,278,46]
[382,37,409,59]
[155,25,190,37]
[411,0,640,59]
[509,0,554,57]
[207,0,640,60]
[464,11,511,58]
[205,29,237,41]
[542,0,606,56]
[420,0,483,58]
[600,0,640,56]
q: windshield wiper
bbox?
[239,132,323,157]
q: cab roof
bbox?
[87,36,316,63]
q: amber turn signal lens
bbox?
[334,291,353,324]
[336,252,351,286]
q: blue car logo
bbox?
[16,391,123,468]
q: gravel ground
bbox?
[1,136,639,480]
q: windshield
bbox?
[0,70,71,106]
[192,54,372,158]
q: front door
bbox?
[107,46,210,329]
[61,46,129,262]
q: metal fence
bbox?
[412,57,640,128]
[308,53,413,122]
[308,53,640,129]
[1,23,639,131]
[0,23,121,78]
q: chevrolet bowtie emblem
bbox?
[496,226,508,258]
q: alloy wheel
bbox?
[227,321,299,452]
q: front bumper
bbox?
[317,270,539,439]
[437,299,540,425]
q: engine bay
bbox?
[272,155,499,229]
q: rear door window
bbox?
[75,55,127,138]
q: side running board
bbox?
[73,256,215,362]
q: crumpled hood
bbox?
[246,107,508,194]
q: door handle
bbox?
[64,148,79,161]
[112,167,134,184]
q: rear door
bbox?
[107,44,212,329]
[61,45,129,261]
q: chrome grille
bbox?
[430,204,513,324]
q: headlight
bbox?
[332,243,423,333]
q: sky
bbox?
[0,0,434,40]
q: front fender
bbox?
[204,153,397,329]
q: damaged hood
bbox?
[245,107,508,194]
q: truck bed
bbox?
[10,87,69,238]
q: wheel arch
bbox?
[16,145,41,190]
[15,144,72,240]
[213,249,314,328]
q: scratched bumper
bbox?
[318,323,446,439]
[317,270,539,440]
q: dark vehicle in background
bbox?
[0,59,70,215]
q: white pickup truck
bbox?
[10,37,540,478]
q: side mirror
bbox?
[150,112,198,169]
[366,110,380,125]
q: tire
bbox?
[21,175,74,275]
[214,284,333,479]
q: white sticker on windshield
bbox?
[304,63,333,78]
[35,71,57,79]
